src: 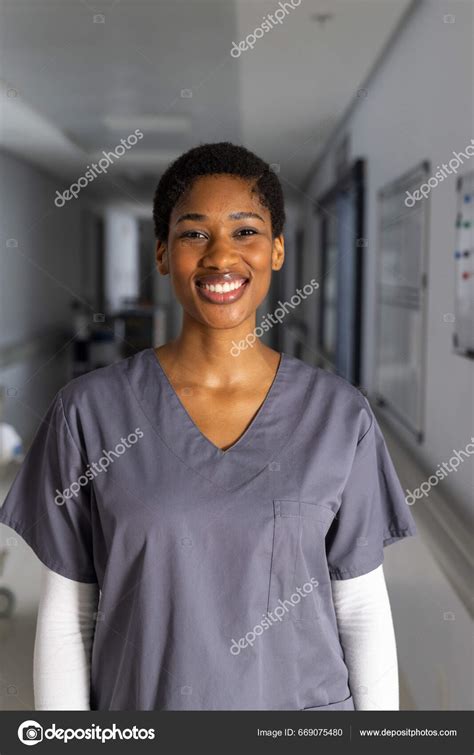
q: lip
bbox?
[194,272,250,305]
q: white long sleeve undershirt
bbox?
[33,565,99,710]
[331,564,399,710]
[33,562,398,710]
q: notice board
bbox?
[374,162,430,442]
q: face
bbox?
[156,174,284,330]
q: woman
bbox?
[0,142,417,711]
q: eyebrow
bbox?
[174,211,265,225]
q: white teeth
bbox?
[202,279,245,293]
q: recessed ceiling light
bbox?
[311,12,334,25]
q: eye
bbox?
[235,228,258,237]
[180,230,208,239]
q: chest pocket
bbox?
[267,499,336,622]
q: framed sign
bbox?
[374,161,430,442]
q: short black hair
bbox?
[152,141,285,242]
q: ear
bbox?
[156,240,169,275]
[271,234,285,271]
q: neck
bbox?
[156,316,279,389]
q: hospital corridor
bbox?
[0,0,472,724]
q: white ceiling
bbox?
[0,0,413,207]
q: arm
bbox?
[33,564,100,710]
[330,564,399,710]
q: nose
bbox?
[201,234,240,269]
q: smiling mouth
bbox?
[195,273,250,304]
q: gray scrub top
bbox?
[0,348,417,711]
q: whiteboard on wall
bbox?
[453,170,474,358]
[374,162,430,442]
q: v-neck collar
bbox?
[128,347,315,492]
[151,348,285,458]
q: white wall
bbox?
[0,153,89,711]
[0,150,85,442]
[0,151,84,347]
[302,0,474,521]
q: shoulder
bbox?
[283,353,373,440]
[284,353,368,407]
[58,349,150,414]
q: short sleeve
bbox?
[0,390,97,583]
[326,401,418,580]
